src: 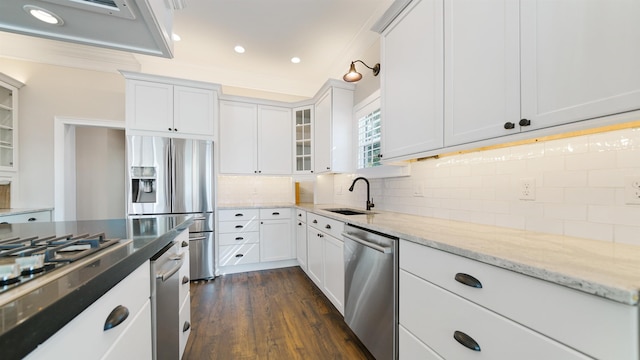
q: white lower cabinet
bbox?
[306,213,345,314]
[218,208,294,270]
[295,209,308,271]
[0,210,52,224]
[399,325,443,360]
[25,261,152,360]
[179,294,191,359]
[399,240,639,360]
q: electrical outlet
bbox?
[519,178,536,201]
[413,182,424,197]
[625,175,640,205]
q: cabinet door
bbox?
[381,0,444,159]
[173,86,215,136]
[258,105,292,175]
[219,101,258,174]
[296,220,308,271]
[399,325,444,360]
[314,89,332,173]
[521,0,640,130]
[101,301,153,360]
[294,106,313,173]
[444,0,520,146]
[126,80,174,133]
[323,234,344,314]
[307,227,324,288]
[260,219,293,262]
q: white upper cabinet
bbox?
[219,100,292,175]
[520,0,640,130]
[444,0,520,146]
[293,106,314,174]
[122,71,219,139]
[0,73,23,172]
[380,0,444,160]
[258,105,293,175]
[314,85,355,174]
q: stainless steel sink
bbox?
[324,208,373,216]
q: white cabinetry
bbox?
[399,240,639,360]
[259,208,293,262]
[122,72,219,139]
[219,101,292,175]
[293,107,314,174]
[306,213,345,314]
[314,85,354,174]
[443,0,520,146]
[25,261,152,360]
[295,209,308,271]
[520,0,640,130]
[0,73,23,171]
[380,0,444,160]
[0,209,52,224]
[177,237,191,359]
[218,208,295,271]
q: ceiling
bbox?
[0,0,394,98]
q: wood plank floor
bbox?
[183,266,375,360]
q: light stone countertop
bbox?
[0,208,54,216]
[217,203,295,210]
[292,203,640,306]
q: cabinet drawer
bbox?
[400,270,589,360]
[219,244,260,266]
[400,240,638,360]
[399,325,443,360]
[295,209,307,223]
[102,300,152,360]
[219,232,259,246]
[25,261,151,359]
[0,210,51,224]
[307,213,344,239]
[259,208,291,220]
[218,209,259,222]
[179,294,191,360]
[218,219,259,234]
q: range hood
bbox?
[0,0,175,58]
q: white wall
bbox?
[75,127,125,220]
[334,126,640,245]
[0,58,126,210]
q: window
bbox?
[357,108,381,169]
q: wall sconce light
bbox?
[343,60,381,82]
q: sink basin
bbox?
[324,208,372,216]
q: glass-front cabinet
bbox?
[294,106,313,173]
[0,74,23,171]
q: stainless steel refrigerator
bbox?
[126,135,215,280]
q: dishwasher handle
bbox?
[156,253,185,282]
[342,232,393,254]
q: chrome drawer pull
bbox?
[453,330,481,351]
[104,305,129,331]
[455,273,483,289]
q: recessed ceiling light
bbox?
[291,57,301,64]
[234,45,245,54]
[172,33,181,41]
[23,5,64,25]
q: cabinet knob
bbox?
[298,213,302,217]
[453,331,481,352]
[503,122,515,129]
[519,118,531,127]
[174,128,178,132]
[298,222,302,226]
[168,128,172,131]
[181,241,188,248]
[183,321,191,332]
[104,305,129,331]
[325,224,331,230]
[326,167,330,170]
[182,276,190,284]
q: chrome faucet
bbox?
[348,177,374,211]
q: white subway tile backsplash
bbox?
[543,171,588,188]
[617,149,640,168]
[588,168,629,187]
[543,203,587,221]
[614,225,640,245]
[565,151,615,171]
[564,188,616,205]
[588,205,640,226]
[564,221,613,242]
[544,137,589,156]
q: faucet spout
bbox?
[348,177,374,211]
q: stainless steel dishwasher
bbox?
[343,223,398,360]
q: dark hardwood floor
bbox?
[183,266,374,360]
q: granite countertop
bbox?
[296,203,640,306]
[0,216,193,360]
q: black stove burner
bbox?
[0,232,121,294]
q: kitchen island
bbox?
[0,216,193,360]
